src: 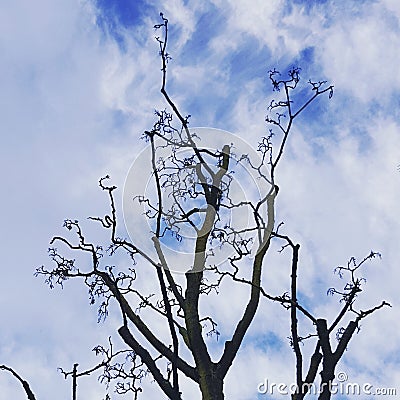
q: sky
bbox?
[0,0,400,399]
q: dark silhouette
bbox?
[3,14,390,400]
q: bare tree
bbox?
[23,13,389,400]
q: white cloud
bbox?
[316,1,400,102]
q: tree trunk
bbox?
[198,367,224,400]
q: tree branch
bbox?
[0,365,37,400]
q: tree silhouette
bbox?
[4,13,389,400]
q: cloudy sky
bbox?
[1,0,400,399]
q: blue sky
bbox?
[1,0,400,399]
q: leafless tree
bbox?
[4,13,389,400]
